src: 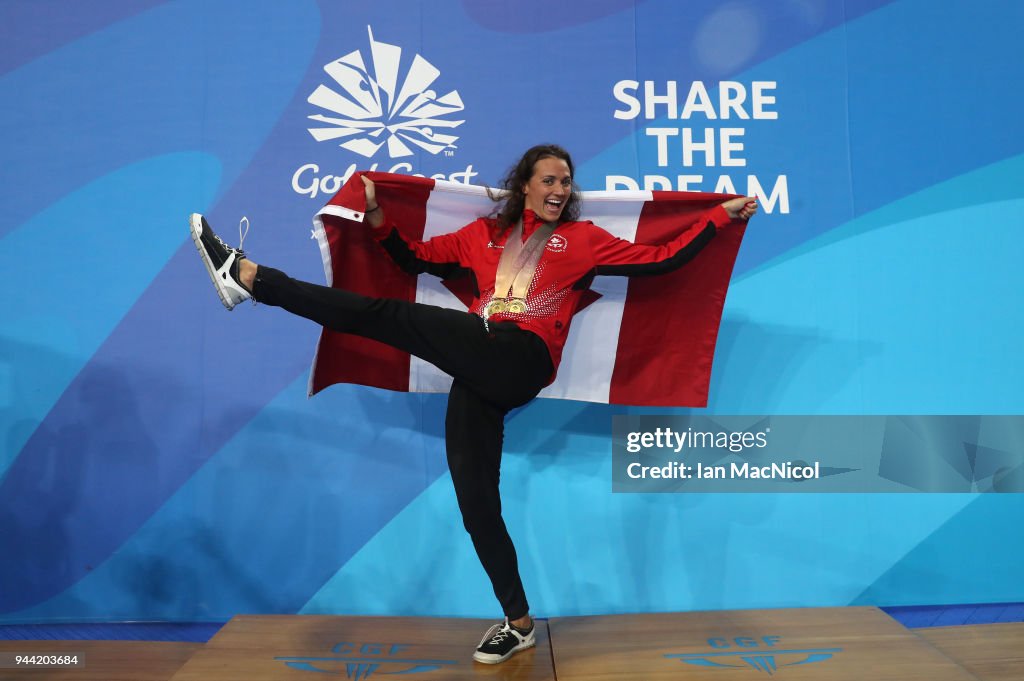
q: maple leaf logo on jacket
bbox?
[305,26,465,159]
[546,234,568,252]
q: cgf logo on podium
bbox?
[275,642,457,679]
[665,635,843,675]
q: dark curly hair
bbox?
[488,144,581,230]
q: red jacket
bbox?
[373,205,730,380]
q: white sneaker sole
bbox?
[472,639,535,665]
[189,213,249,311]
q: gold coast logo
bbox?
[275,642,457,679]
[306,26,465,159]
[293,26,477,199]
[665,635,842,675]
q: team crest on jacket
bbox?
[546,234,568,253]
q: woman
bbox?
[190,144,756,664]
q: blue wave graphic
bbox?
[0,153,221,479]
[1,0,1021,620]
[0,0,320,613]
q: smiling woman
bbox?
[188,144,754,665]
[525,157,573,220]
[488,144,582,230]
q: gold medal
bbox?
[484,299,507,317]
[489,217,554,324]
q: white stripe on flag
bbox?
[408,182,495,393]
[311,215,334,286]
[540,193,651,402]
[319,203,365,223]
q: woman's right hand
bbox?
[360,175,384,228]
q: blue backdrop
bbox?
[1,0,1021,622]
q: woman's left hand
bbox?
[721,196,758,220]
[360,175,384,228]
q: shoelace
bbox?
[237,216,256,305]
[210,216,249,257]
[479,618,528,647]
[238,216,249,252]
[478,620,521,648]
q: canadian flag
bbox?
[309,172,747,407]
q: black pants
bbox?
[253,266,552,620]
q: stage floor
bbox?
[918,623,1024,681]
[169,614,554,680]
[2,609,1021,680]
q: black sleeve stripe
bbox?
[379,228,470,280]
[594,221,717,277]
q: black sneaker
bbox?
[473,618,535,664]
[189,213,251,310]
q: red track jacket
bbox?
[373,205,730,379]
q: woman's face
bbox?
[522,156,572,222]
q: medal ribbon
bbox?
[486,217,554,318]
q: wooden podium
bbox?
[2,609,1021,680]
[170,615,554,680]
[547,607,977,680]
